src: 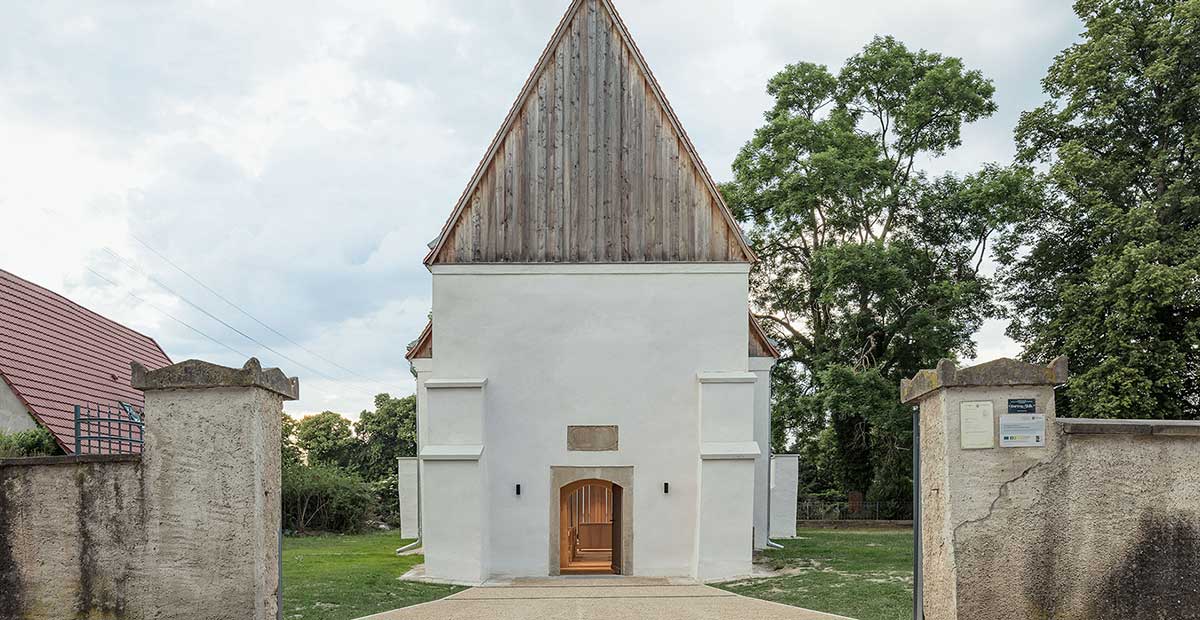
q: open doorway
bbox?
[558,479,623,574]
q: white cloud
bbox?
[0,0,1081,416]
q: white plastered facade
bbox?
[770,454,800,539]
[413,263,776,583]
[750,355,775,549]
[396,457,419,539]
[0,377,37,434]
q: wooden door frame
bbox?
[549,466,633,576]
[610,484,622,573]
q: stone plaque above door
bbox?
[567,425,619,451]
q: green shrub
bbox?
[282,462,375,533]
[0,426,61,458]
[369,473,401,527]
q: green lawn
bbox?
[717,527,914,620]
[283,531,462,620]
[283,528,911,620]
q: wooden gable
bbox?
[405,321,433,360]
[426,0,754,265]
[749,314,781,359]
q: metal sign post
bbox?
[913,409,923,620]
[278,512,283,620]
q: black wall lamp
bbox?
[663,482,669,494]
[516,484,521,496]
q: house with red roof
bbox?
[0,269,172,453]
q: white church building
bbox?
[405,0,783,583]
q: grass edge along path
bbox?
[283,531,462,620]
[716,527,914,620]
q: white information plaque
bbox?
[1000,414,1046,447]
[959,401,995,449]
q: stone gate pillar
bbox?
[901,357,1066,620]
[133,358,298,620]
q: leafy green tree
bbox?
[283,394,421,531]
[281,413,302,467]
[295,411,359,469]
[794,426,839,500]
[724,36,1031,501]
[999,0,1200,419]
[353,393,417,481]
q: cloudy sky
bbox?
[0,0,1081,419]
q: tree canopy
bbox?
[999,0,1200,419]
[284,393,419,531]
[729,2,1199,506]
[290,394,418,476]
[724,36,1032,505]
[353,393,418,481]
[295,410,359,470]
[281,413,302,467]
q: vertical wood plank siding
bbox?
[430,0,751,265]
[405,321,433,360]
[748,315,781,359]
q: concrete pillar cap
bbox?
[900,356,1067,404]
[131,357,300,401]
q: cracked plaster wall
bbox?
[919,384,1200,619]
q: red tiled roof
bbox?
[0,269,172,453]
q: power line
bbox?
[89,266,400,406]
[102,247,338,382]
[86,268,251,360]
[128,234,375,382]
[96,251,398,403]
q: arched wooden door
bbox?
[559,479,621,574]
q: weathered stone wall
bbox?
[0,358,296,620]
[0,455,148,617]
[905,358,1200,620]
[956,423,1200,620]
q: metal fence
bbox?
[74,402,145,455]
[796,499,912,521]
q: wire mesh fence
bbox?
[74,402,144,455]
[796,498,913,521]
